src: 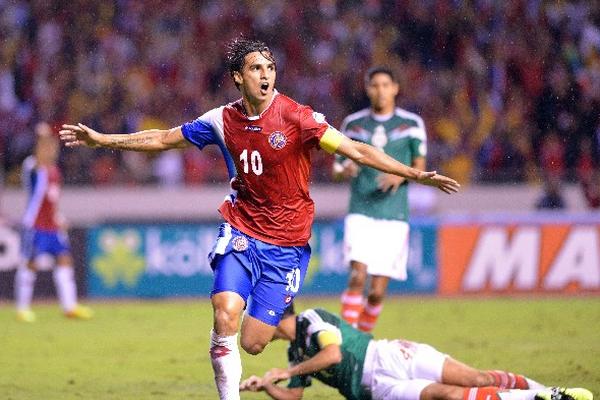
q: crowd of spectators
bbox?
[1,0,599,203]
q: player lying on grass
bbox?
[240,305,593,400]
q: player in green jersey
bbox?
[240,306,593,400]
[335,67,428,332]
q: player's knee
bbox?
[349,269,367,288]
[473,371,494,387]
[240,337,268,355]
[367,290,385,305]
[213,306,241,334]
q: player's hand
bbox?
[414,171,460,194]
[240,375,264,392]
[340,159,359,178]
[230,176,248,197]
[334,159,359,180]
[59,123,102,148]
[264,367,291,384]
[377,173,406,193]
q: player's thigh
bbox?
[411,343,448,383]
[366,220,410,280]
[247,243,311,326]
[212,290,246,335]
[209,224,254,302]
[373,378,436,400]
[20,229,38,268]
[240,314,277,353]
[344,213,376,266]
[440,357,488,388]
[53,231,72,265]
[211,252,253,303]
[34,230,71,265]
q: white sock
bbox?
[498,389,543,400]
[53,266,77,312]
[15,267,36,311]
[209,329,241,400]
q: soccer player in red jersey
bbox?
[60,38,459,399]
[15,123,93,322]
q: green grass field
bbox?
[1,297,599,399]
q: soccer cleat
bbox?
[535,387,593,400]
[65,304,94,320]
[16,309,36,323]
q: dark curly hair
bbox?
[225,37,276,89]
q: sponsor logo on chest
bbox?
[244,125,262,132]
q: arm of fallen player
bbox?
[279,343,342,381]
[240,374,304,400]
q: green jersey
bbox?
[337,108,427,221]
[287,308,373,400]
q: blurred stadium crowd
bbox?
[1,0,599,195]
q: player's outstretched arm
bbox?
[59,123,189,152]
[334,135,460,194]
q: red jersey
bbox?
[181,92,329,246]
[22,156,62,230]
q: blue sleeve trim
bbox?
[182,118,237,179]
[216,140,237,180]
[181,119,217,150]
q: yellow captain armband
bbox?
[319,127,344,154]
[317,330,342,348]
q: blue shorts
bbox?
[21,228,71,261]
[209,223,311,326]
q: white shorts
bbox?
[361,339,447,400]
[344,213,410,280]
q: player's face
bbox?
[366,73,399,112]
[235,51,276,104]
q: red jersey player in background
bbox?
[15,122,93,322]
[59,38,459,399]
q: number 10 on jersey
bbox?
[239,149,263,175]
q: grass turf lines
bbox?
[0,297,598,399]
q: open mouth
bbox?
[260,82,269,94]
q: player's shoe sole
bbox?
[535,387,593,400]
[65,305,93,320]
[16,309,36,323]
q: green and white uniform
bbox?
[287,308,373,400]
[287,308,447,400]
[336,108,427,280]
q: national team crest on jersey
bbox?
[232,235,249,251]
[268,131,287,150]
